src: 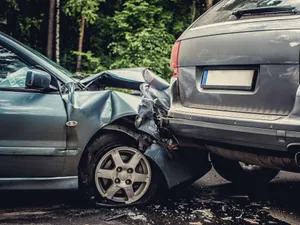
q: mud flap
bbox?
[145,143,211,188]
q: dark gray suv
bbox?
[168,0,300,185]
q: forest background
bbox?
[0,0,218,79]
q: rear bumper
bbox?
[168,75,300,152]
[168,107,300,152]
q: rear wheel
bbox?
[79,132,160,206]
[210,153,279,185]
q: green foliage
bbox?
[64,0,105,24]
[110,28,174,80]
[0,0,49,52]
[108,0,175,79]
[72,51,107,73]
[112,0,169,31]
[6,0,19,11]
[19,17,43,41]
[1,0,212,79]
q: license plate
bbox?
[201,70,256,90]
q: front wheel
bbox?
[79,132,160,206]
[210,153,280,185]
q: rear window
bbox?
[192,0,300,28]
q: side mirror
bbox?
[26,69,51,90]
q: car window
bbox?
[191,0,300,28]
[0,45,30,88]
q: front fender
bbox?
[63,90,140,152]
[61,91,141,176]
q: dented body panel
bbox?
[63,90,140,150]
[60,90,141,176]
[145,143,211,188]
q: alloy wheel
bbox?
[94,147,151,204]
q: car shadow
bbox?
[0,190,83,209]
[170,179,300,206]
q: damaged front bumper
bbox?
[133,69,211,188]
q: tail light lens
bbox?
[170,41,181,77]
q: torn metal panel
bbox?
[144,143,186,188]
[140,69,170,111]
[135,69,170,139]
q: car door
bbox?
[0,44,67,178]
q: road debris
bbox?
[243,218,259,224]
[221,216,233,221]
[104,213,126,221]
[127,212,148,222]
[0,171,294,225]
[192,209,214,219]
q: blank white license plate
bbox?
[201,70,255,90]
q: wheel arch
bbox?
[78,117,167,186]
[78,116,140,169]
[77,119,168,206]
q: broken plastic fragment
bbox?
[243,218,259,224]
[104,213,126,221]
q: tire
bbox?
[78,131,160,207]
[210,153,280,185]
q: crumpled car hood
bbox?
[80,68,149,91]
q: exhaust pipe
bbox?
[207,145,300,173]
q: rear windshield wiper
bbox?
[233,6,297,19]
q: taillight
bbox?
[170,41,181,77]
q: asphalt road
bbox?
[0,169,300,225]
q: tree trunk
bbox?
[55,0,60,64]
[191,0,196,22]
[206,0,213,10]
[76,15,85,73]
[47,0,55,59]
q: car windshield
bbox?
[26,46,75,79]
[191,0,300,28]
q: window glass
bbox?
[191,0,300,28]
[0,45,30,88]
